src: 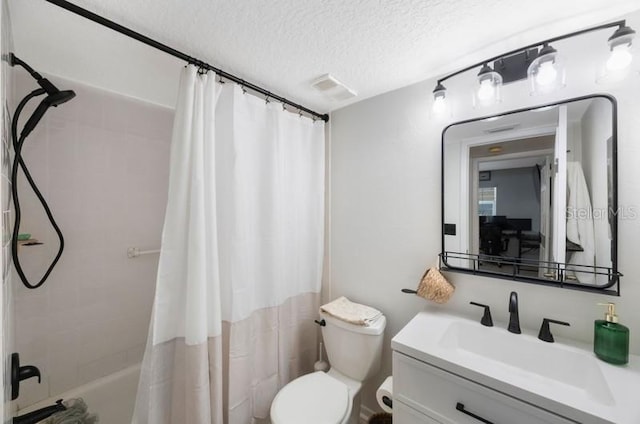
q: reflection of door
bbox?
[551,105,568,268]
[539,156,551,275]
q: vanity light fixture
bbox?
[432,82,447,114]
[527,43,565,95]
[606,25,636,71]
[475,63,502,106]
[431,20,635,111]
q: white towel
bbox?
[566,162,596,284]
[320,296,382,326]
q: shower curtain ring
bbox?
[282,103,287,111]
[218,74,225,84]
[240,80,247,94]
[265,93,271,104]
[298,109,303,118]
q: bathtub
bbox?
[17,364,140,424]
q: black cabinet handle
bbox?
[456,402,494,424]
[314,319,326,326]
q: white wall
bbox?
[1,2,15,422]
[7,0,181,109]
[329,11,640,414]
[11,72,172,408]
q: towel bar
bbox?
[127,247,160,259]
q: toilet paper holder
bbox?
[376,376,393,413]
[382,396,392,409]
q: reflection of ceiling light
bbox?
[488,146,503,153]
[482,116,502,122]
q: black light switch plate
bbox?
[444,223,456,235]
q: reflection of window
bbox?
[478,187,497,216]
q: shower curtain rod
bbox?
[43,0,330,122]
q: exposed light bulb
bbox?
[606,44,633,71]
[536,61,558,86]
[477,79,495,102]
[475,64,501,107]
[432,95,446,114]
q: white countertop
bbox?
[391,309,640,424]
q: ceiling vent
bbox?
[311,74,357,101]
[484,124,520,134]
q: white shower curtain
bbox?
[133,66,325,424]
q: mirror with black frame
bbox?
[441,95,619,292]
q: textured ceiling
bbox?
[9,0,640,112]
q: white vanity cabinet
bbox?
[391,311,640,424]
[393,352,573,424]
[394,400,441,424]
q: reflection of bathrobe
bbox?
[566,162,596,284]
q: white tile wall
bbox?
[11,72,172,408]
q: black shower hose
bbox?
[10,88,65,289]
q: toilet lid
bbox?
[271,371,349,424]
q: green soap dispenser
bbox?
[594,303,629,365]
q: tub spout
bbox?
[13,399,66,424]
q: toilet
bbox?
[270,309,386,424]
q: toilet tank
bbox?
[320,311,386,382]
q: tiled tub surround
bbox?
[11,71,173,408]
[18,364,140,424]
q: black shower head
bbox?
[9,53,76,106]
[37,77,75,104]
[9,53,77,138]
[44,89,76,107]
[20,89,76,139]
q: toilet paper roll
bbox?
[376,376,393,413]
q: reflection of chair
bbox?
[480,224,509,255]
[479,216,509,266]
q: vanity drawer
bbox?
[395,400,441,424]
[393,352,574,424]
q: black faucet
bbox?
[508,291,521,334]
[11,353,41,400]
[13,400,66,424]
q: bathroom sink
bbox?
[392,310,640,424]
[439,321,614,405]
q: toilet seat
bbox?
[270,371,350,424]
